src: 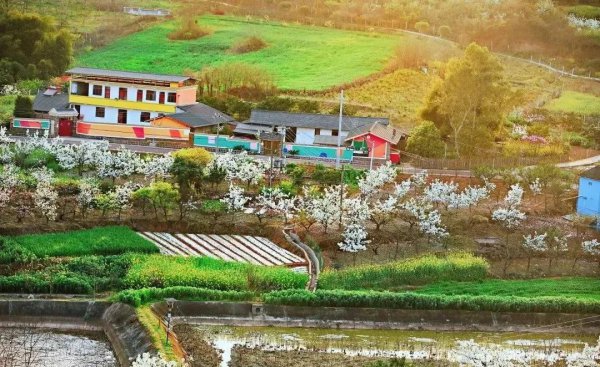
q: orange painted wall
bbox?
[77,121,189,140]
[176,87,197,105]
[151,116,189,128]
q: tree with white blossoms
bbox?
[369,195,398,231]
[410,170,428,188]
[54,141,109,175]
[142,153,174,180]
[131,353,177,367]
[255,188,297,224]
[521,231,547,272]
[399,197,447,251]
[114,182,137,220]
[357,162,397,197]
[210,151,268,188]
[306,185,344,233]
[221,184,249,223]
[96,148,144,182]
[492,183,526,275]
[338,197,371,256]
[33,170,58,223]
[582,239,600,269]
[424,179,459,209]
[0,164,19,209]
[77,179,99,218]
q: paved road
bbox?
[556,155,600,168]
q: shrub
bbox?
[502,140,568,158]
[263,289,600,314]
[168,18,211,41]
[13,95,33,117]
[113,286,255,307]
[22,148,57,169]
[229,36,267,54]
[318,252,489,291]
[0,237,36,264]
[406,121,445,158]
[13,226,159,257]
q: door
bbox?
[119,88,127,100]
[118,109,127,124]
[58,118,72,137]
[159,92,165,104]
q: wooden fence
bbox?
[399,151,566,170]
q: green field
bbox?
[416,278,600,300]
[545,91,600,115]
[13,226,159,257]
[76,16,402,90]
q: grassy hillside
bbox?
[545,91,600,115]
[76,16,402,90]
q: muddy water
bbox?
[0,328,118,367]
[190,325,599,367]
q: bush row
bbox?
[319,252,489,290]
[124,255,308,292]
[113,286,255,307]
[263,289,600,314]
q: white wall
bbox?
[80,105,118,123]
[320,129,333,136]
[295,127,315,145]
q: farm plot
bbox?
[139,232,307,272]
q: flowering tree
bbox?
[521,231,547,272]
[142,154,175,180]
[55,141,109,175]
[305,185,344,233]
[255,188,297,224]
[369,195,398,230]
[33,178,58,223]
[492,184,527,275]
[0,164,19,210]
[77,179,99,218]
[424,179,459,209]
[582,239,600,268]
[211,151,268,188]
[96,149,144,181]
[114,182,137,219]
[357,162,397,197]
[221,184,249,223]
[338,197,371,254]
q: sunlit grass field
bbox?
[76,15,402,90]
[545,91,600,115]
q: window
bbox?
[119,88,127,100]
[146,90,156,101]
[95,107,105,118]
[140,112,151,122]
[315,128,321,135]
[92,85,103,96]
[167,92,176,103]
[332,130,339,136]
[137,90,143,102]
[104,87,110,99]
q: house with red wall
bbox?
[344,122,406,163]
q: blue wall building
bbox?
[576,166,600,229]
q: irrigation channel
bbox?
[0,327,118,366]
[179,325,599,367]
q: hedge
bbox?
[263,289,600,314]
[113,286,255,307]
[319,252,489,290]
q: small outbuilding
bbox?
[576,166,600,228]
[344,122,407,163]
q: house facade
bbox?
[577,166,600,228]
[66,67,197,126]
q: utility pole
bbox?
[214,112,221,154]
[337,90,345,227]
[335,90,344,170]
[369,141,375,170]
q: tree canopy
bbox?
[406,121,445,158]
[0,12,73,85]
[421,43,514,157]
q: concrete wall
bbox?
[167,301,600,334]
[577,177,600,219]
[0,300,156,367]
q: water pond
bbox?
[0,328,118,367]
[189,325,599,367]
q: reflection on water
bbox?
[0,328,117,367]
[191,325,599,367]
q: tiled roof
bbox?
[345,122,406,144]
[66,67,192,83]
[246,110,389,131]
[581,166,600,181]
[32,90,69,113]
[166,103,234,128]
[313,135,343,146]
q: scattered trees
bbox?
[405,121,445,158]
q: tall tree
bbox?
[421,43,513,157]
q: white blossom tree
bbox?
[582,239,600,268]
[221,184,249,223]
[34,180,58,223]
[0,164,19,209]
[96,148,144,181]
[305,185,344,233]
[55,141,110,175]
[77,179,99,218]
[142,153,175,180]
[521,231,547,272]
[357,162,397,197]
[492,184,527,275]
[131,353,177,367]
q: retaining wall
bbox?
[0,300,155,367]
[163,301,600,334]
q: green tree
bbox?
[405,121,445,158]
[136,182,180,220]
[0,12,74,83]
[13,95,33,117]
[421,43,513,157]
[170,147,212,198]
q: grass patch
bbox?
[136,306,178,362]
[545,91,600,115]
[13,226,159,257]
[124,254,308,292]
[319,252,489,291]
[76,15,401,90]
[415,278,600,300]
[264,289,600,314]
[567,5,600,20]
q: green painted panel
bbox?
[194,134,260,152]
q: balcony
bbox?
[69,95,176,114]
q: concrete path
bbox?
[556,155,600,168]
